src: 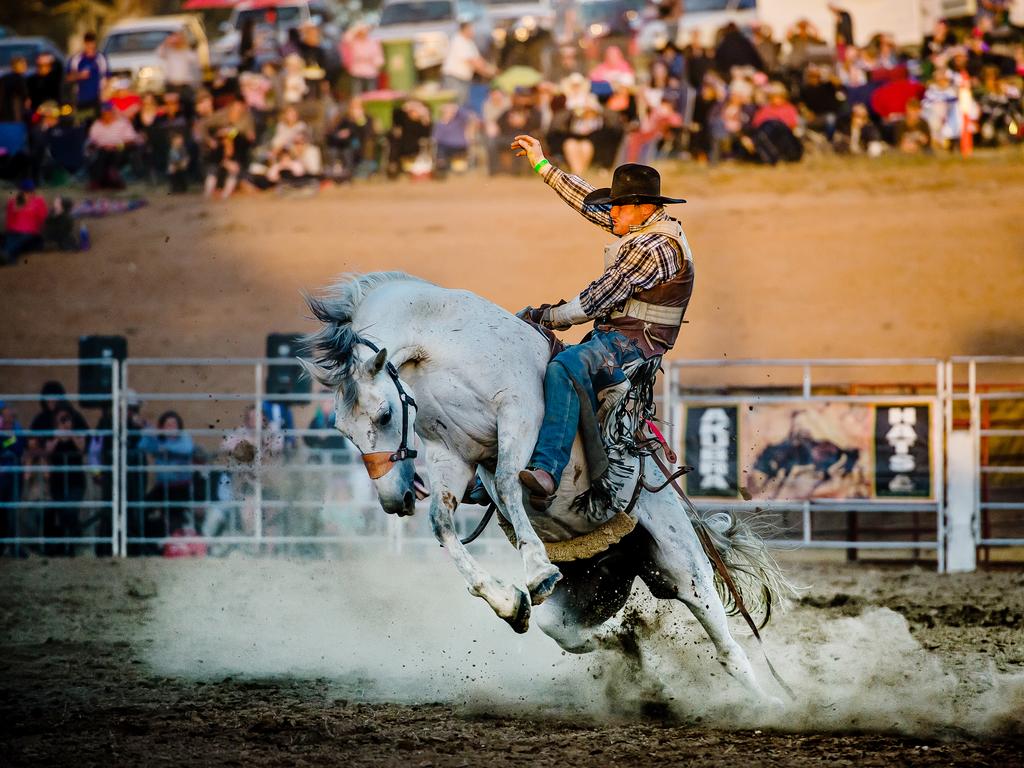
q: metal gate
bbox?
[663,358,947,570]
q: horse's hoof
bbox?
[528,567,562,606]
[502,586,531,634]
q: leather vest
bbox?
[596,217,694,358]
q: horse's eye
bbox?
[378,410,392,427]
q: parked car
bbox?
[210,0,342,71]
[101,15,210,92]
[372,0,493,72]
[0,36,64,77]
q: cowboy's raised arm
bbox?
[510,135,613,232]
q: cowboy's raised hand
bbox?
[511,135,545,167]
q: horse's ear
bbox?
[364,347,388,377]
[297,358,335,388]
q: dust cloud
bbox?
[142,548,1024,738]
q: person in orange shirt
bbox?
[2,179,48,265]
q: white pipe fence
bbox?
[1,356,1022,570]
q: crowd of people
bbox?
[1,4,1023,245]
[0,380,358,557]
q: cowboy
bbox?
[510,134,694,508]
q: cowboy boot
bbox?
[518,468,557,511]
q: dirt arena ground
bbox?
[1,553,1022,767]
[3,155,1024,765]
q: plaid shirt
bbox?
[542,164,685,318]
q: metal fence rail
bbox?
[2,356,1023,569]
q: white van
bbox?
[101,15,209,92]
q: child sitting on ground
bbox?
[167,132,189,193]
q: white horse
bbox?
[300,272,793,702]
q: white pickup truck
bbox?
[101,15,210,92]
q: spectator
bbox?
[837,45,868,87]
[387,99,432,177]
[715,23,764,74]
[834,102,883,155]
[827,4,855,48]
[66,32,108,121]
[0,56,29,122]
[893,98,932,154]
[555,93,604,175]
[137,410,195,538]
[799,65,842,138]
[42,195,78,251]
[749,82,804,164]
[86,103,140,190]
[132,92,167,183]
[270,104,308,153]
[27,54,63,114]
[202,97,255,198]
[304,394,352,463]
[0,401,25,555]
[167,132,190,193]
[44,405,88,556]
[239,17,257,74]
[2,179,47,264]
[326,97,375,181]
[482,88,510,174]
[341,22,384,96]
[158,31,201,105]
[496,87,542,174]
[751,25,780,75]
[281,53,310,105]
[433,102,474,176]
[590,46,636,87]
[442,22,494,104]
[752,81,800,130]
[922,68,961,149]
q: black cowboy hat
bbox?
[583,163,686,207]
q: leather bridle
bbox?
[358,340,418,480]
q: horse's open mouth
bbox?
[413,473,430,500]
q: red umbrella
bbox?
[181,0,238,9]
[870,78,925,119]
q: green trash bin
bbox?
[382,39,416,93]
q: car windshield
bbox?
[102,30,173,54]
[0,42,41,66]
[579,0,644,25]
[379,1,454,25]
[681,0,756,11]
[235,6,304,28]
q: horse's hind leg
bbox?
[635,494,777,704]
[493,408,561,605]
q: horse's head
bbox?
[301,346,421,517]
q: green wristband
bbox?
[533,158,549,174]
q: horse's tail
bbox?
[685,503,798,630]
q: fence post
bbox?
[946,430,977,572]
[119,362,129,557]
[254,362,264,548]
[111,359,121,557]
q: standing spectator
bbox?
[158,31,200,110]
[86,103,140,189]
[2,180,47,265]
[714,23,763,74]
[751,25,780,75]
[44,405,88,556]
[590,46,636,87]
[138,410,195,539]
[683,30,714,91]
[66,32,108,122]
[341,22,384,96]
[827,4,855,49]
[442,22,494,104]
[132,92,167,183]
[0,56,29,122]
[922,68,961,149]
[27,54,62,114]
[239,18,257,74]
[481,88,510,174]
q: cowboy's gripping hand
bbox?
[511,135,545,168]
[516,305,549,325]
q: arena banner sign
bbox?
[681,402,933,501]
[683,405,739,497]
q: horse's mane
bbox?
[301,272,429,408]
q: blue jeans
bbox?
[529,330,643,483]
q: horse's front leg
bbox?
[494,413,561,606]
[424,443,532,633]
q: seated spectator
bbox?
[387,99,432,178]
[799,65,842,138]
[108,78,141,121]
[2,179,47,265]
[138,410,195,537]
[326,97,375,181]
[202,97,255,198]
[481,88,510,175]
[42,196,79,251]
[747,83,804,164]
[495,87,542,175]
[554,93,604,175]
[270,105,308,154]
[711,79,754,161]
[837,45,869,87]
[167,132,190,193]
[281,53,309,105]
[432,102,474,177]
[892,98,932,154]
[132,92,167,183]
[625,95,684,163]
[834,102,884,155]
[45,405,88,556]
[86,103,141,190]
